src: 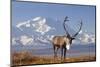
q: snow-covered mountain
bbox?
[15,17,55,35]
[12,17,95,49]
[12,17,56,48]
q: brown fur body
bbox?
[52,36,69,60]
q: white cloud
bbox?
[37,38,49,44]
[79,30,83,34]
[16,20,31,31]
[25,23,31,27]
[79,33,89,43]
[71,32,95,45]
[12,35,54,46]
[12,38,17,45]
[20,35,33,45]
[79,33,95,44]
[47,35,55,41]
[32,16,41,21]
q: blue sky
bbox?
[12,1,96,34]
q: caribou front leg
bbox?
[61,46,63,61]
[64,47,66,60]
[54,45,59,60]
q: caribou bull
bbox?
[52,16,82,60]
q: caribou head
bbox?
[52,16,82,60]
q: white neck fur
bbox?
[64,37,71,50]
[66,44,70,50]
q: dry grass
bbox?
[11,51,96,67]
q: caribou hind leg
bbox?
[53,45,56,59]
[53,45,59,60]
[61,46,64,61]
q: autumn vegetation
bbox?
[11,51,96,67]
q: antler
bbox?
[72,19,83,37]
[63,16,70,36]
